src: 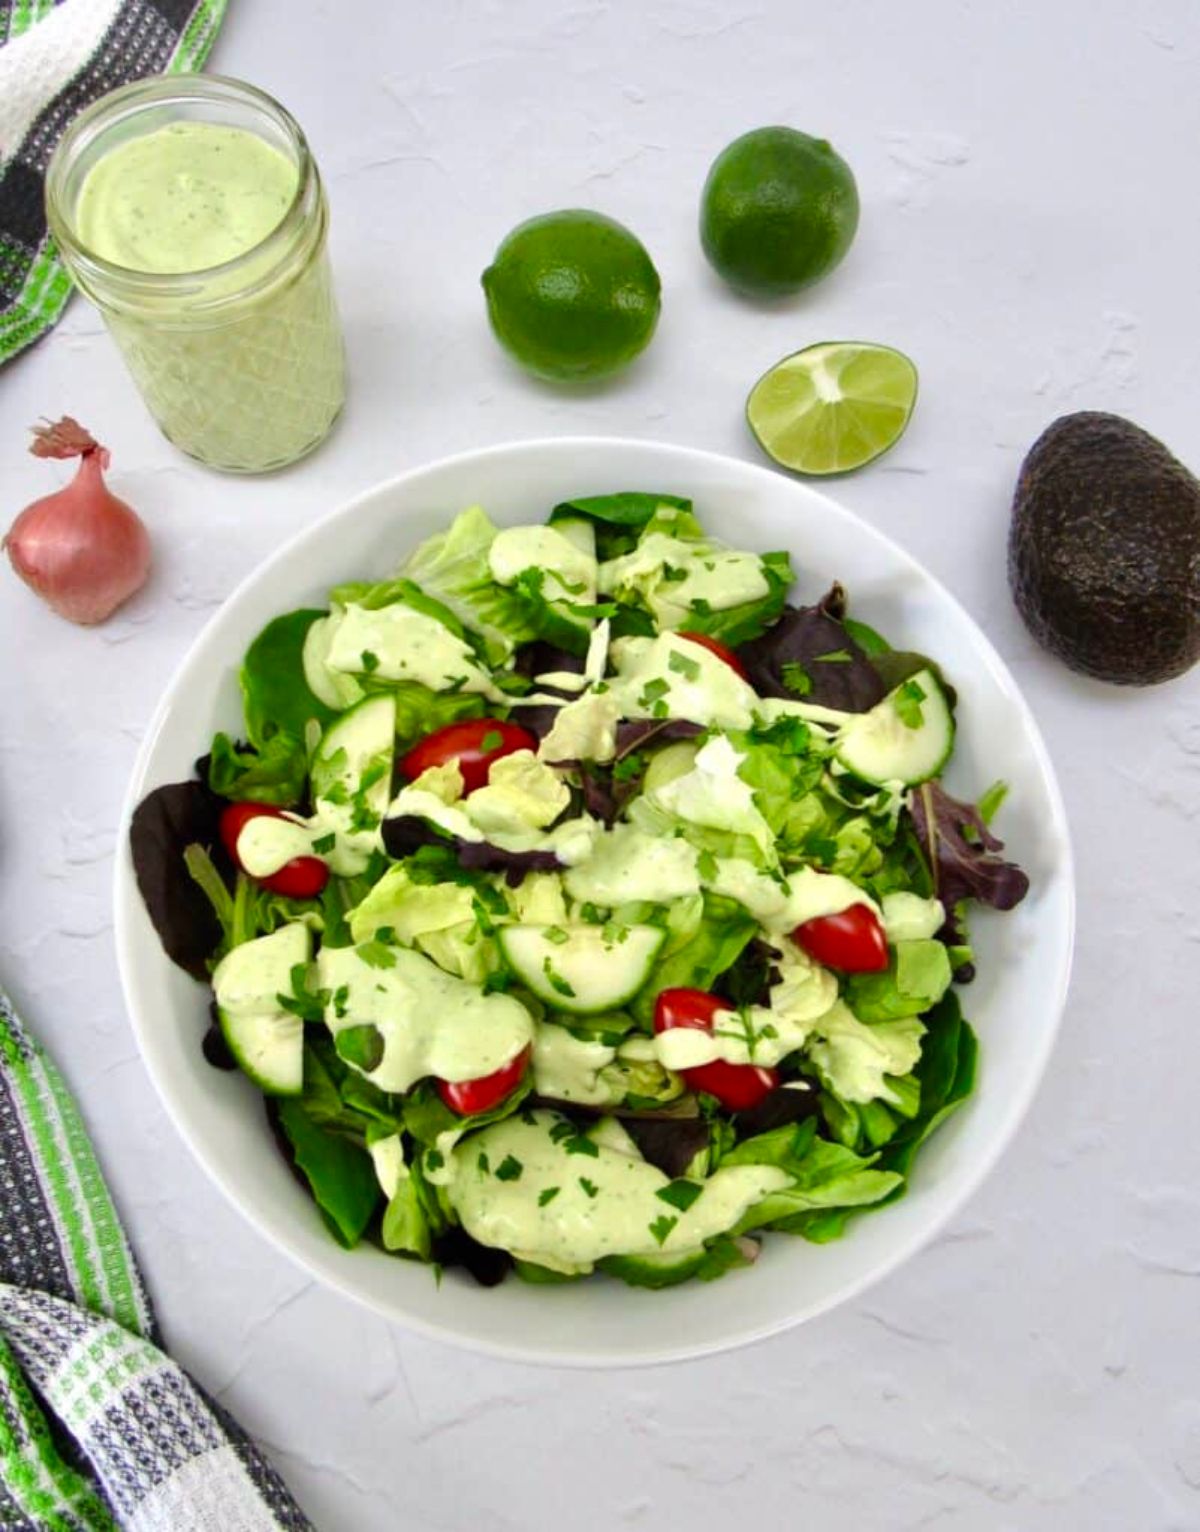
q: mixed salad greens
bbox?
[131,493,1029,1289]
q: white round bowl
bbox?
[114,437,1074,1367]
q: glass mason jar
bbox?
[46,75,345,474]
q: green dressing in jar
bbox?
[47,76,345,473]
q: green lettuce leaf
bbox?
[207,730,309,806]
[401,1074,534,1148]
[396,505,540,661]
[346,863,500,983]
[628,893,758,1025]
[730,1128,903,1236]
[381,1174,433,1259]
[843,940,953,1022]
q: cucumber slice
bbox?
[212,923,311,1096]
[220,1010,305,1096]
[599,1248,707,1289]
[311,694,396,874]
[498,923,666,1015]
[641,738,700,794]
[302,613,367,711]
[834,668,953,786]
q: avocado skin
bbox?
[1008,411,1200,685]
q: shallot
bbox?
[5,417,150,624]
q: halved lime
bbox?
[746,342,918,475]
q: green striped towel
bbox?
[0,0,229,368]
[0,989,314,1530]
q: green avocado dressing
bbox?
[448,1111,787,1270]
[76,121,297,274]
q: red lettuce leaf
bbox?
[736,585,887,712]
[130,779,230,980]
[908,781,1030,916]
[381,815,563,884]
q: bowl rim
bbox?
[113,434,1075,1367]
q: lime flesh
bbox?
[746,341,918,475]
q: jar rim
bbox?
[45,73,316,299]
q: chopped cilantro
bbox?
[480,730,504,753]
[541,956,576,998]
[813,648,852,664]
[651,699,670,720]
[697,848,718,882]
[358,940,397,970]
[477,1151,490,1175]
[690,597,712,616]
[637,678,670,709]
[543,925,569,945]
[894,679,927,729]
[276,963,328,1023]
[564,1134,600,1158]
[332,984,350,1019]
[349,801,381,834]
[548,1119,577,1144]
[564,600,618,620]
[311,831,337,855]
[781,661,813,697]
[648,1214,678,1246]
[661,563,689,584]
[320,782,349,807]
[612,751,646,783]
[538,1186,561,1206]
[668,649,701,682]
[578,902,607,925]
[360,650,380,673]
[754,715,811,754]
[655,1180,702,1213]
[360,760,389,792]
[578,1177,599,1198]
[495,1155,524,1182]
[425,1148,444,1171]
[373,925,398,945]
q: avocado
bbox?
[1008,412,1200,685]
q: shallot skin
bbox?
[5,419,151,625]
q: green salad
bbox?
[131,492,1029,1289]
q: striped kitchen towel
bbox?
[0,0,228,367]
[0,988,313,1531]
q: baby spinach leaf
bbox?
[240,610,336,748]
[273,1097,380,1248]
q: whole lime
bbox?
[700,127,859,298]
[482,210,661,382]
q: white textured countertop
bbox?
[3,1,1199,1526]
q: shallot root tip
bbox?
[28,416,100,460]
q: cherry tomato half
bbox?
[653,987,778,1112]
[400,718,537,795]
[437,1045,532,1116]
[794,904,889,973]
[218,802,331,900]
[676,631,750,682]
